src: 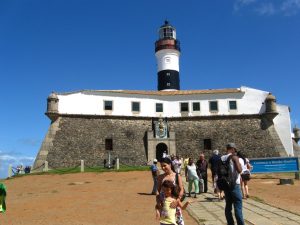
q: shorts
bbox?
[241,172,251,181]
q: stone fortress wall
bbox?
[33,114,285,169]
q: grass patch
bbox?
[6,165,150,179]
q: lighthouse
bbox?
[155,21,181,91]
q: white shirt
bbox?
[186,164,199,181]
[239,158,246,172]
[173,159,182,174]
[239,158,251,174]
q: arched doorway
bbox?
[156,143,168,162]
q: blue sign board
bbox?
[249,157,299,174]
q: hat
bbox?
[226,143,237,149]
[153,159,158,163]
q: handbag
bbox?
[199,178,204,193]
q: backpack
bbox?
[216,155,237,191]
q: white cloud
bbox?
[281,0,300,15]
[256,2,276,15]
[234,0,257,11]
[234,0,300,16]
[0,154,35,163]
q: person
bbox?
[209,150,223,199]
[209,149,221,188]
[151,159,160,195]
[0,183,6,213]
[237,151,251,199]
[173,155,182,175]
[171,154,175,162]
[214,175,224,200]
[156,180,190,225]
[185,158,199,198]
[156,157,185,225]
[183,155,189,176]
[196,153,208,193]
[162,150,167,159]
[24,166,31,174]
[16,165,21,174]
[221,143,244,225]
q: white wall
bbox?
[238,86,269,114]
[155,49,180,71]
[57,87,272,118]
[273,104,293,156]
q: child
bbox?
[156,180,190,225]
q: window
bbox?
[105,139,113,151]
[204,139,212,150]
[192,102,200,111]
[167,82,171,86]
[229,101,237,110]
[132,102,140,112]
[104,100,113,110]
[180,102,189,112]
[166,72,170,76]
[156,103,163,112]
[163,27,174,38]
[209,101,218,111]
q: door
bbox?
[156,143,168,162]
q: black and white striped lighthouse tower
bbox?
[155,21,181,91]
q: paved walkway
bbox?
[182,179,300,225]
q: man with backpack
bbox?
[217,143,244,225]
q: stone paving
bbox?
[183,180,300,225]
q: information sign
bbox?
[249,157,299,174]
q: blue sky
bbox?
[0,0,299,178]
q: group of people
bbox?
[150,142,252,225]
[14,165,31,175]
[183,154,208,199]
[153,157,188,225]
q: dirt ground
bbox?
[247,173,300,214]
[0,171,198,225]
[0,171,299,225]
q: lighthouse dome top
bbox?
[160,20,173,28]
[266,93,276,101]
[48,92,58,100]
[159,20,177,40]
